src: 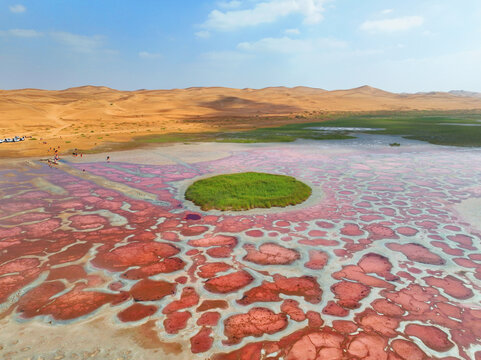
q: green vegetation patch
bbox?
[303,112,481,147]
[185,172,312,211]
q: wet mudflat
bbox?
[0,139,480,360]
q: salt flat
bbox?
[0,139,480,360]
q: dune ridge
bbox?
[1,85,481,157]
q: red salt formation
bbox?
[396,226,418,236]
[453,257,479,268]
[447,234,475,250]
[316,221,335,228]
[245,230,264,237]
[129,279,176,301]
[355,309,399,337]
[196,299,229,312]
[39,288,127,320]
[364,223,397,240]
[382,284,432,316]
[197,311,221,326]
[198,262,232,278]
[323,301,349,317]
[180,225,208,236]
[162,287,199,314]
[164,311,192,334]
[331,281,370,309]
[424,275,473,299]
[431,241,464,256]
[121,257,185,279]
[190,327,214,353]
[281,299,306,322]
[360,215,384,222]
[68,214,108,230]
[189,235,238,258]
[340,223,364,236]
[48,242,92,264]
[0,258,40,276]
[109,281,124,291]
[358,253,398,281]
[405,324,454,352]
[207,246,234,258]
[175,276,188,284]
[0,271,42,304]
[238,275,322,305]
[391,339,429,360]
[223,307,288,344]
[333,265,395,289]
[117,303,157,322]
[371,299,404,317]
[46,265,87,282]
[386,243,445,265]
[333,320,358,334]
[243,243,300,265]
[24,218,61,237]
[347,332,388,360]
[299,238,339,247]
[304,249,328,270]
[204,270,254,293]
[17,281,66,318]
[92,242,180,271]
[287,330,344,360]
[415,220,438,230]
[306,311,323,328]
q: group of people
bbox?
[45,146,111,169]
[46,146,61,167]
[72,148,83,157]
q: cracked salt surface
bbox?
[0,139,480,359]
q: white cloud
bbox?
[360,16,424,33]
[0,29,42,37]
[139,51,162,59]
[218,0,242,9]
[238,36,347,54]
[50,31,104,53]
[381,9,393,15]
[9,4,26,13]
[284,28,300,35]
[195,30,211,39]
[202,0,329,31]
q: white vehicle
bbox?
[1,136,25,143]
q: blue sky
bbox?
[1,0,481,92]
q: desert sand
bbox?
[2,85,481,157]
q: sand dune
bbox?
[1,85,481,157]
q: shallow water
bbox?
[438,123,481,126]
[306,126,385,131]
[0,140,480,360]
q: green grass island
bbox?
[185,172,312,211]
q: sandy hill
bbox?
[1,85,481,157]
